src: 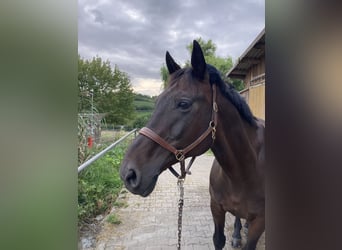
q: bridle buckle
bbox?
[175,151,185,161]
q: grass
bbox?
[205,149,214,156]
[106,214,121,225]
[113,201,128,208]
[100,130,128,144]
[78,144,127,224]
[100,130,123,139]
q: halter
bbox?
[139,84,218,179]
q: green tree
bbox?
[133,114,151,129]
[160,63,169,89]
[78,55,135,125]
[186,37,216,58]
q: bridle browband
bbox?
[139,84,218,179]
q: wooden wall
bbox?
[249,84,265,119]
[244,57,265,88]
[241,57,265,120]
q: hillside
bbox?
[130,93,156,128]
[134,94,155,113]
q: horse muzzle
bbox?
[120,163,159,197]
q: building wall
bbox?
[243,57,265,87]
[242,57,265,120]
[249,84,265,119]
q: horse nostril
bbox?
[125,169,139,188]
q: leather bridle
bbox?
[139,84,218,179]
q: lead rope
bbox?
[177,177,184,250]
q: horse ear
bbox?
[166,51,181,74]
[191,40,206,79]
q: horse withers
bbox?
[120,40,265,250]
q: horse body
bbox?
[209,107,265,249]
[120,41,265,250]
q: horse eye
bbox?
[177,100,192,110]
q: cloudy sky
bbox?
[78,0,264,96]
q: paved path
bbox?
[94,155,265,250]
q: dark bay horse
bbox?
[120,40,265,250]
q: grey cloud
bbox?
[90,9,104,24]
[78,0,264,94]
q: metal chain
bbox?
[177,178,185,250]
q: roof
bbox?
[226,28,265,79]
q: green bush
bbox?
[78,145,126,223]
[133,113,151,129]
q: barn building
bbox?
[227,28,265,119]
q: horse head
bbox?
[120,41,216,196]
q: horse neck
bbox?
[211,92,258,180]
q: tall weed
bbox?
[78,145,126,223]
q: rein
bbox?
[138,84,218,249]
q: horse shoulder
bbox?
[210,160,232,198]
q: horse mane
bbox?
[206,64,257,127]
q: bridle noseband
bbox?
[139,84,218,179]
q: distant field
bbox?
[102,93,155,129]
[133,100,154,111]
[133,94,155,119]
[136,110,152,118]
[100,130,127,144]
[134,93,155,110]
[101,130,125,138]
